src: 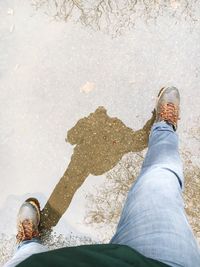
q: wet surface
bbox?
[41,107,155,230]
[31,0,200,37]
[0,0,200,265]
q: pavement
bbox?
[0,0,200,265]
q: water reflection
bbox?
[41,106,155,230]
[31,0,199,36]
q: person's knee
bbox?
[130,170,183,206]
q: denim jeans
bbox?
[4,122,200,267]
[111,122,200,267]
[3,239,48,267]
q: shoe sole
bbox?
[156,87,167,111]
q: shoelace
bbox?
[158,103,180,129]
[16,219,40,243]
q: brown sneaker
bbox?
[16,198,41,243]
[156,86,180,130]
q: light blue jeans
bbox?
[4,122,200,267]
[111,122,200,267]
[3,239,48,267]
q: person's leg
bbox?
[111,88,200,267]
[3,239,48,267]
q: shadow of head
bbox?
[66,106,155,175]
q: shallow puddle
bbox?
[0,0,200,265]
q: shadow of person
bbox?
[41,106,156,231]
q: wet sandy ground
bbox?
[0,0,200,265]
